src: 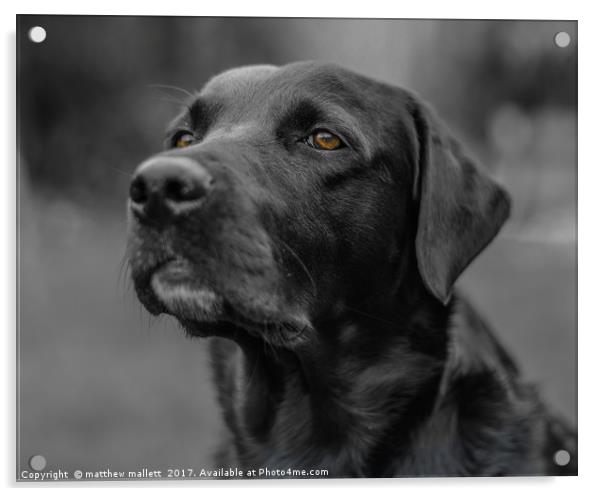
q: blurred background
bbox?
[17,17,577,476]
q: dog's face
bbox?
[127,62,509,347]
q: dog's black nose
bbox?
[129,156,213,220]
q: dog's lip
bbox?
[148,259,312,345]
[152,258,196,284]
[150,259,224,322]
[180,310,311,347]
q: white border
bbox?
[2,2,598,495]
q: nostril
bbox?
[164,177,207,203]
[129,177,148,204]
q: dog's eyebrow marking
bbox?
[187,98,223,134]
[276,99,325,139]
[165,98,223,139]
[276,98,366,153]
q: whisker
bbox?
[342,304,399,327]
[117,251,130,291]
[148,84,194,98]
[108,165,133,178]
[277,239,317,297]
[148,84,194,108]
[150,94,190,106]
[242,345,261,395]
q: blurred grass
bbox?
[18,185,222,474]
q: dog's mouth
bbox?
[147,259,312,347]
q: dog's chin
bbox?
[149,264,312,348]
[151,274,225,323]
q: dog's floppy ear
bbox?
[409,97,511,304]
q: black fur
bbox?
[127,62,577,477]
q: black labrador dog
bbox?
[127,62,576,477]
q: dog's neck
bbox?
[223,281,452,476]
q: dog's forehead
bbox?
[201,64,280,96]
[199,62,389,108]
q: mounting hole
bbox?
[554,449,571,466]
[28,26,46,43]
[29,454,47,471]
[554,31,571,48]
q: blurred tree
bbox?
[410,21,576,144]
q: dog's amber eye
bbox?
[308,130,343,151]
[173,131,195,149]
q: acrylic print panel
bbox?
[17,16,577,480]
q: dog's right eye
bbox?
[172,131,196,149]
[305,130,344,151]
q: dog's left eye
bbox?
[306,130,344,151]
[173,131,196,149]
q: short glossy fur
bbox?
[127,62,577,477]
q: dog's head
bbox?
[127,62,510,347]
